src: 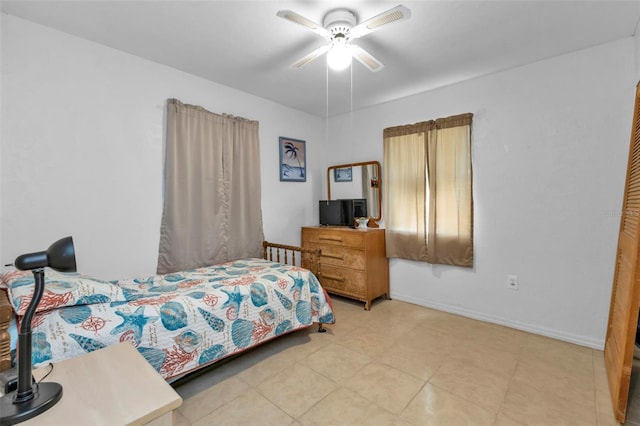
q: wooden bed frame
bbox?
[0,241,321,374]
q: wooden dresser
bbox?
[301,226,389,310]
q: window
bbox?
[383,113,473,267]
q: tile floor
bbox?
[173,296,640,426]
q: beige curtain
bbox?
[157,99,264,274]
[383,113,473,267]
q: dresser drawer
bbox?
[320,266,366,298]
[302,228,365,249]
[305,242,366,270]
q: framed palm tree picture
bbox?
[334,167,352,182]
[279,136,306,182]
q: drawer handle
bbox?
[322,274,345,282]
[319,236,343,242]
[321,253,345,260]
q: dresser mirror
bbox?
[327,160,382,227]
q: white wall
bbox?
[1,14,324,280]
[327,38,635,348]
[635,18,640,82]
[3,12,637,349]
[0,13,3,268]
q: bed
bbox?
[0,242,334,382]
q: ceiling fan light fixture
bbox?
[327,41,352,71]
[277,5,411,72]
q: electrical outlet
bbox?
[507,275,519,290]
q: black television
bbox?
[319,199,367,226]
[350,198,368,218]
[319,200,345,226]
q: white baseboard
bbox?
[390,292,605,350]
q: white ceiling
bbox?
[2,0,640,117]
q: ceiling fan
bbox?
[276,4,411,72]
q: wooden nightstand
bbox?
[0,289,12,373]
[20,342,182,425]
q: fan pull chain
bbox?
[326,61,329,157]
[350,60,354,118]
[350,62,353,114]
[326,62,329,120]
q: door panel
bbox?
[605,83,640,423]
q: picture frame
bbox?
[334,167,352,182]
[279,136,306,182]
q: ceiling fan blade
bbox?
[348,45,384,72]
[276,10,332,40]
[350,5,411,39]
[291,45,331,69]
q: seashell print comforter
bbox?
[2,259,335,381]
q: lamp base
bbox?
[0,382,62,425]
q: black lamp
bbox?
[0,236,76,425]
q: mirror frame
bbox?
[327,160,382,228]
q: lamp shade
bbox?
[14,236,76,272]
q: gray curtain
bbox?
[157,99,264,274]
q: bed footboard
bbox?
[262,241,327,333]
[262,241,321,279]
[0,289,12,373]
